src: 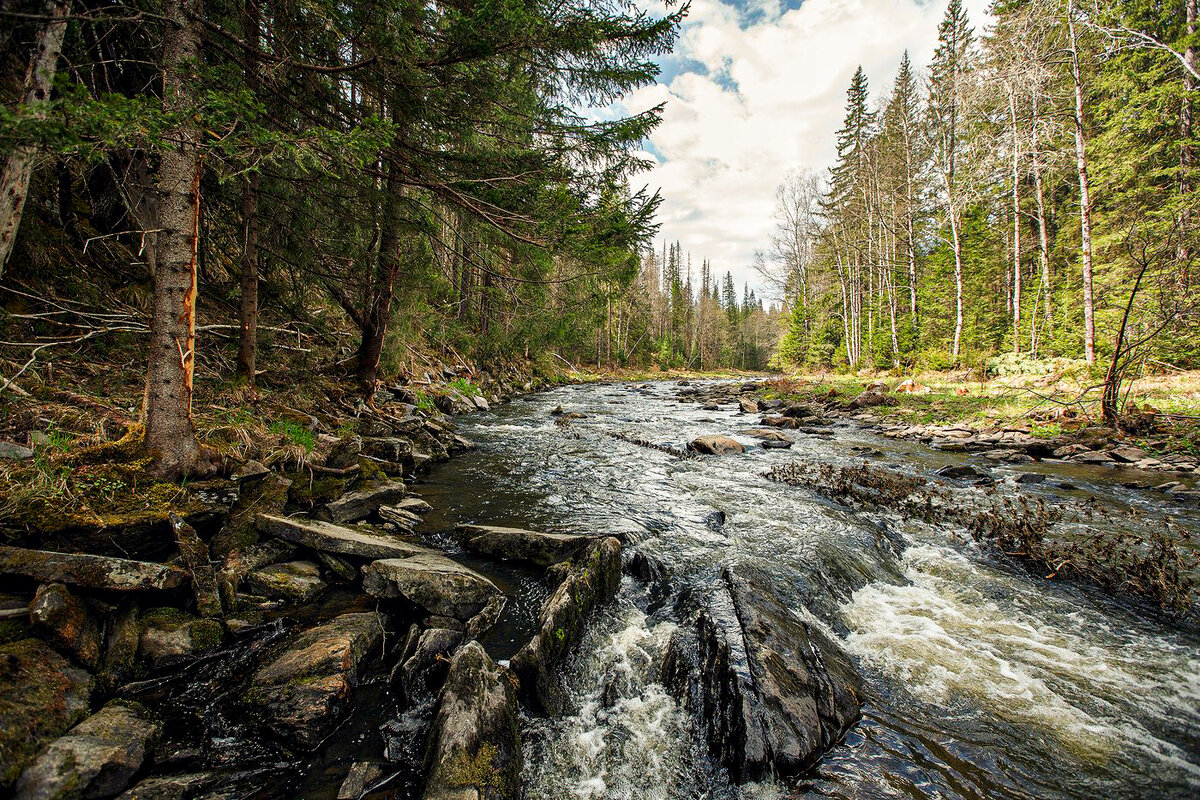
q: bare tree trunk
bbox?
[948,197,965,360]
[0,0,71,278]
[357,175,402,386]
[236,0,260,384]
[1009,85,1023,355]
[1182,0,1196,268]
[1032,146,1052,356]
[144,0,204,477]
[1068,0,1097,364]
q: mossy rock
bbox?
[138,608,223,667]
[0,638,93,790]
[285,473,347,508]
[210,472,291,561]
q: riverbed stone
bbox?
[169,514,222,618]
[246,612,385,749]
[663,568,861,783]
[423,641,521,800]
[255,514,433,560]
[453,524,601,567]
[138,609,223,667]
[246,561,326,602]
[687,436,745,455]
[210,472,291,562]
[327,481,408,523]
[1072,450,1116,464]
[30,583,102,670]
[0,547,187,592]
[395,627,462,705]
[0,639,93,791]
[1109,445,1149,463]
[510,537,622,715]
[362,555,502,620]
[13,702,159,800]
[740,428,794,443]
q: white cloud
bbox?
[621,0,992,297]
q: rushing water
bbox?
[419,380,1200,800]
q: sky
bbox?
[611,0,992,299]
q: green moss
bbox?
[442,743,509,793]
[189,619,223,651]
[0,618,31,646]
[353,457,386,487]
[286,474,346,507]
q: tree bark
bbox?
[0,0,71,278]
[1009,84,1022,355]
[236,0,260,384]
[1031,120,1053,356]
[356,161,403,386]
[1182,0,1196,266]
[1067,0,1097,364]
[144,0,204,477]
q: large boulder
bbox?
[662,568,861,783]
[14,703,159,800]
[327,482,408,523]
[423,642,521,800]
[255,514,433,560]
[687,436,745,456]
[138,609,223,668]
[362,555,502,621]
[0,639,93,791]
[848,390,896,410]
[452,525,601,567]
[0,547,186,592]
[246,612,384,749]
[509,537,622,714]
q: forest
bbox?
[757,0,1198,379]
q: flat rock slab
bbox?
[740,428,795,443]
[246,561,327,602]
[423,642,521,800]
[327,482,408,523]
[453,524,601,567]
[362,555,502,620]
[0,639,93,791]
[247,612,384,749]
[0,546,187,592]
[255,514,433,560]
[14,703,159,800]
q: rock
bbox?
[338,762,384,800]
[935,464,987,481]
[1109,445,1149,463]
[760,416,799,429]
[453,524,601,567]
[1014,473,1047,485]
[510,538,622,714]
[30,583,102,669]
[687,436,745,455]
[360,437,415,472]
[326,436,364,470]
[423,641,521,800]
[0,546,187,592]
[391,497,433,515]
[362,555,502,620]
[246,561,326,602]
[740,428,794,443]
[0,441,34,460]
[663,568,860,783]
[316,552,357,582]
[848,390,896,409]
[395,627,462,705]
[701,402,721,411]
[246,612,384,749]
[14,703,159,800]
[864,380,890,393]
[0,639,93,791]
[231,460,270,481]
[100,600,140,688]
[216,538,296,609]
[169,514,222,618]
[1052,444,1091,458]
[437,392,477,416]
[210,472,291,562]
[549,406,564,416]
[326,481,408,523]
[761,440,793,450]
[1072,450,1116,464]
[472,395,490,412]
[255,514,433,560]
[138,609,223,668]
[738,398,758,413]
[379,505,423,529]
[894,379,931,394]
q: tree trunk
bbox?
[1032,146,1052,356]
[1009,84,1022,355]
[356,163,402,386]
[237,172,259,383]
[1182,0,1196,267]
[1067,0,1097,364]
[0,0,72,278]
[948,198,965,360]
[144,0,204,477]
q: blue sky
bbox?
[617,0,992,297]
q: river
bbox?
[417,380,1200,800]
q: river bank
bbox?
[1,375,1198,799]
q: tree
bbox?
[1067,0,1098,363]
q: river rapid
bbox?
[418,380,1200,800]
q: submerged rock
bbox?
[510,537,622,715]
[14,702,159,800]
[663,568,861,783]
[255,514,432,560]
[0,546,187,592]
[246,612,385,749]
[687,436,745,455]
[362,555,502,620]
[453,524,601,567]
[423,642,521,800]
[0,639,93,791]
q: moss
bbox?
[286,473,346,507]
[0,618,31,646]
[189,619,223,651]
[353,457,386,487]
[442,743,510,793]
